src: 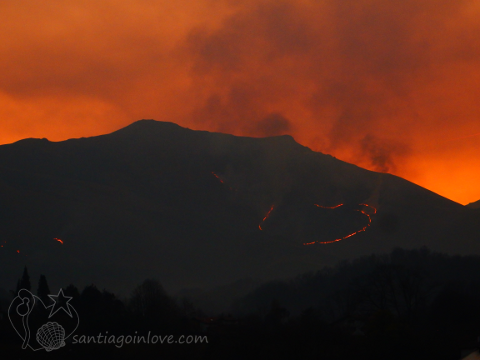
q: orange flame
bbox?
[303,203,377,245]
[211,172,224,184]
[359,203,377,214]
[259,205,275,230]
[315,204,344,209]
[212,171,237,191]
[54,238,64,244]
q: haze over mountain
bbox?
[0,120,478,294]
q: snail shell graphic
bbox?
[36,322,66,352]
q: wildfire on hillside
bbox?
[304,203,376,245]
[259,205,275,230]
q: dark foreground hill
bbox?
[0,120,478,293]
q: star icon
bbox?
[48,288,74,318]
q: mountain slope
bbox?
[0,120,477,293]
[467,199,480,209]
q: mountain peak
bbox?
[111,119,186,135]
[106,119,307,153]
[0,118,478,294]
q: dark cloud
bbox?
[2,0,480,202]
[254,113,292,137]
[183,0,480,176]
[359,134,410,173]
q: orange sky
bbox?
[1,0,480,205]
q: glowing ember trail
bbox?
[211,171,236,191]
[359,203,377,214]
[304,203,377,245]
[315,204,344,209]
[54,238,64,244]
[211,172,224,184]
[0,242,26,256]
[259,205,275,230]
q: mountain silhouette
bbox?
[467,199,480,209]
[0,120,478,293]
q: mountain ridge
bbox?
[0,119,477,293]
[6,119,465,207]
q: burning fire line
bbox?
[211,171,236,191]
[54,238,64,244]
[359,203,377,214]
[211,172,224,184]
[304,203,377,245]
[315,204,344,209]
[212,170,375,242]
[259,205,275,230]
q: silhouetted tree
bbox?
[265,299,289,328]
[37,274,50,304]
[15,266,31,294]
[129,279,179,330]
[80,284,102,311]
[63,284,80,302]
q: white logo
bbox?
[8,288,79,352]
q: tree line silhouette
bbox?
[1,248,480,359]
